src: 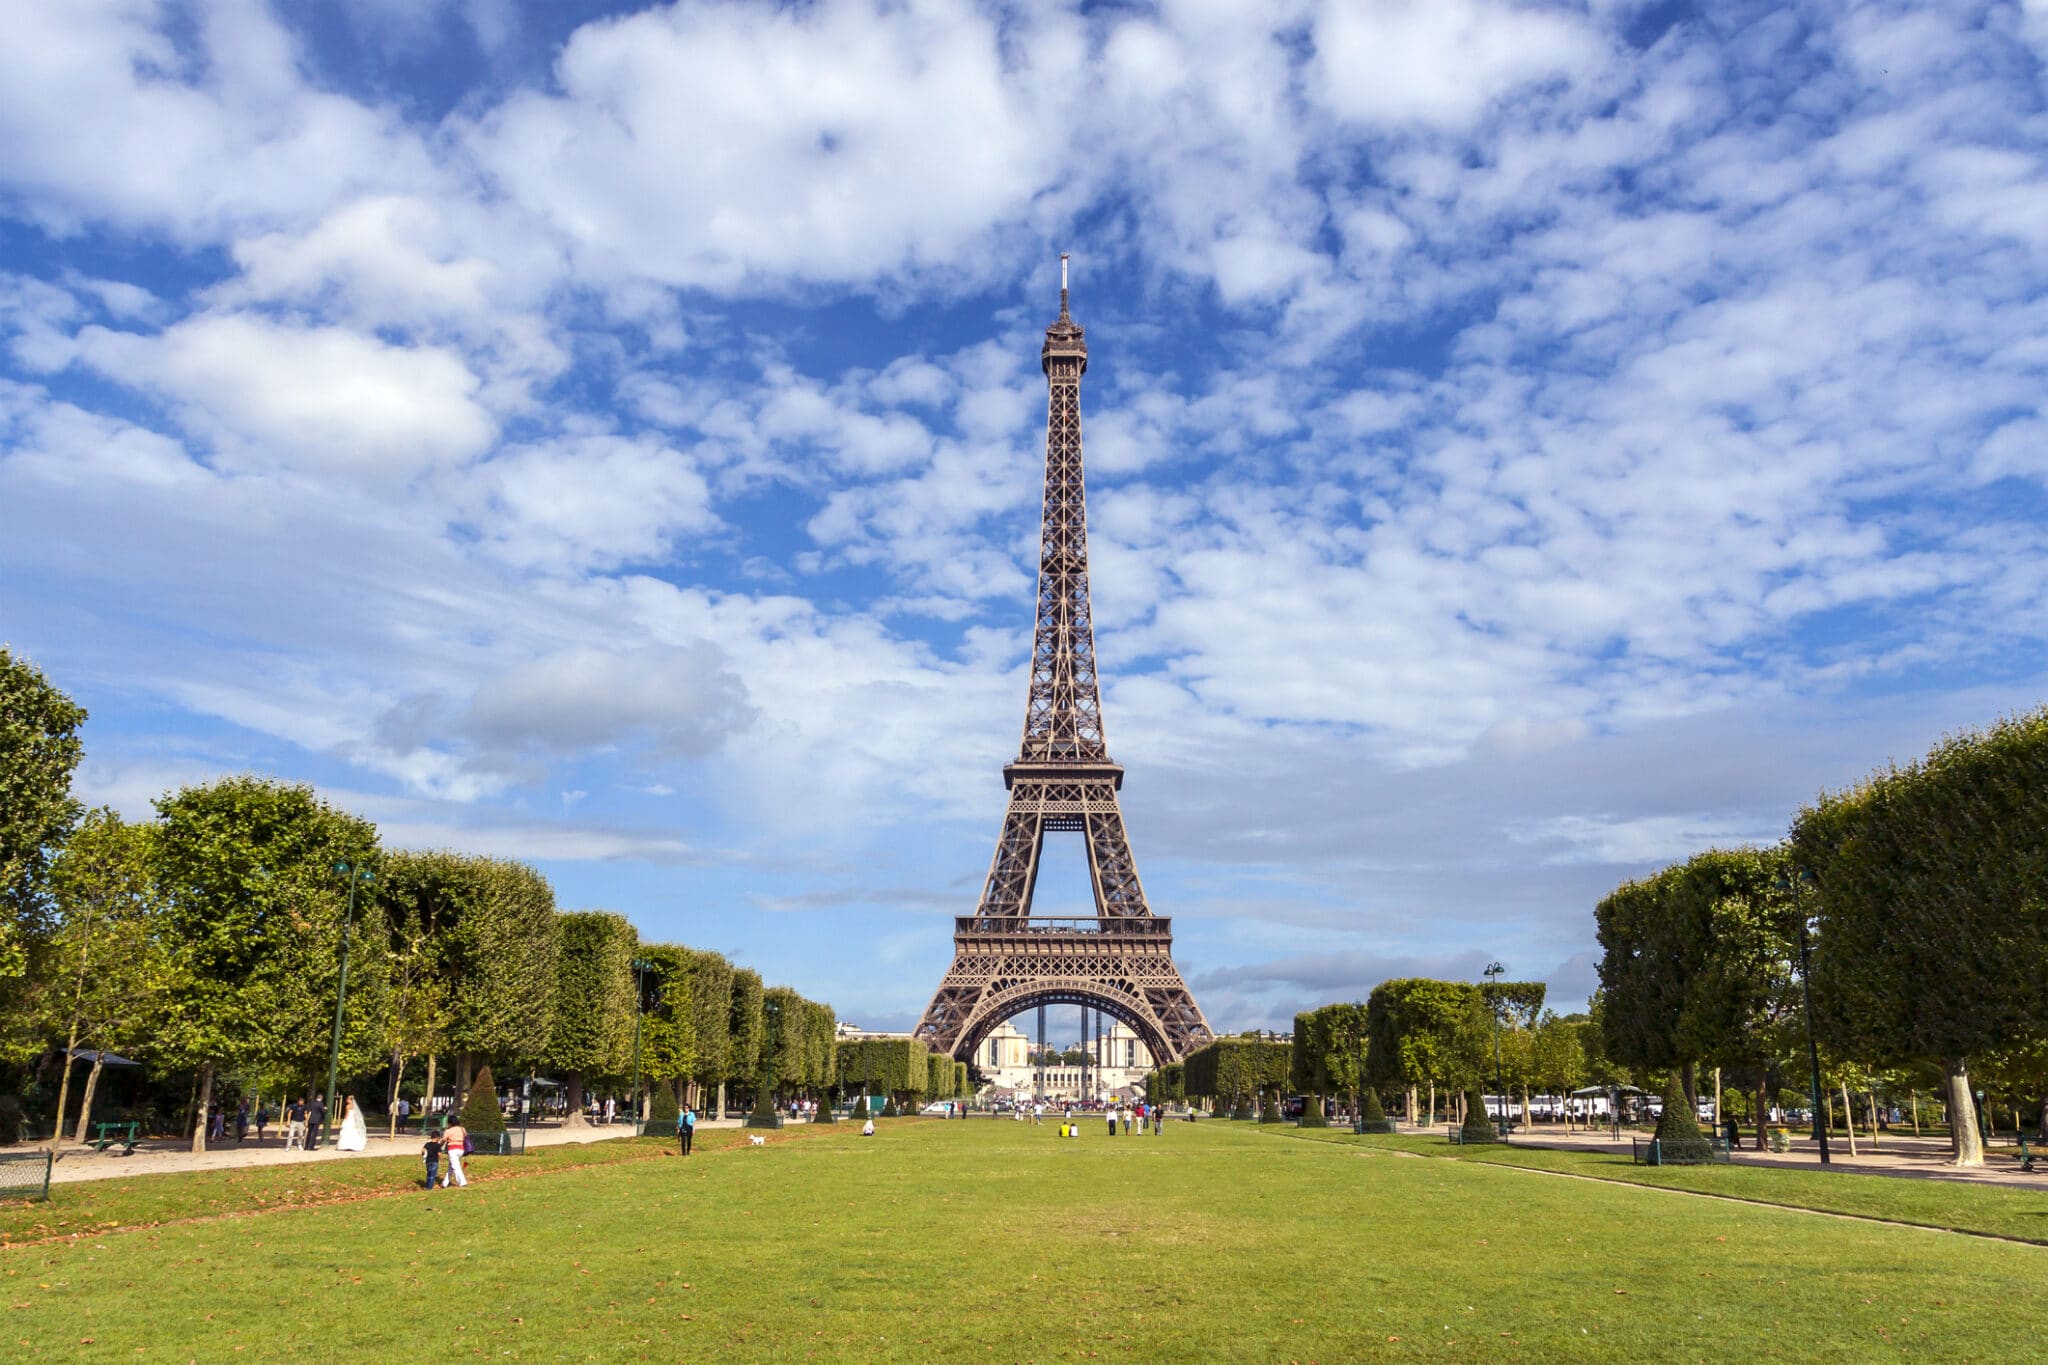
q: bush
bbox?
[1459,1087,1497,1143]
[745,1077,782,1129]
[1299,1093,1329,1128]
[1653,1088,1714,1163]
[814,1089,838,1123]
[647,1080,679,1127]
[1258,1090,1282,1124]
[1358,1086,1393,1134]
[881,1095,898,1118]
[458,1067,507,1137]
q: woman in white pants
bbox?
[442,1120,469,1186]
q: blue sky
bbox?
[4,0,2047,1037]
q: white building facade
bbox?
[974,1019,1156,1101]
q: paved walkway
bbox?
[1490,1122,2046,1190]
[23,1118,751,1186]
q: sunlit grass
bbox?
[5,1118,2041,1360]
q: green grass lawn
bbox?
[1266,1126,2048,1244]
[5,1118,2044,1360]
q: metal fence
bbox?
[0,1151,53,1203]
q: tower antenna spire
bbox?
[1059,252,1070,319]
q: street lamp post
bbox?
[324,860,373,1149]
[1484,961,1505,1128]
[630,958,654,1129]
[1777,869,1831,1165]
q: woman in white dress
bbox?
[336,1096,368,1152]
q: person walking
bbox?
[677,1104,693,1156]
[306,1095,328,1150]
[284,1097,308,1152]
[208,1101,225,1143]
[337,1095,368,1152]
[254,1103,270,1142]
[234,1100,250,1143]
[441,1118,469,1187]
[421,1133,442,1191]
[1032,1102,1043,1126]
[1105,1107,1116,1137]
[602,1096,615,1125]
[395,1096,412,1133]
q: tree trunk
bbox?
[563,1070,589,1127]
[1943,1059,1984,1167]
[1910,1088,1921,1136]
[52,1030,79,1149]
[2037,1091,2047,1144]
[423,1054,438,1121]
[1822,1088,1834,1136]
[1680,1060,1697,1114]
[1755,1080,1769,1151]
[456,1053,475,1105]
[386,1048,406,1139]
[1405,1086,1417,1128]
[717,1081,728,1121]
[1428,1081,1436,1126]
[1840,1082,1858,1157]
[190,1061,215,1153]
[72,1055,106,1146]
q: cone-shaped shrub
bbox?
[745,1076,782,1129]
[814,1090,838,1123]
[1654,1088,1714,1163]
[1299,1093,1329,1128]
[881,1095,899,1118]
[458,1066,506,1137]
[1460,1087,1497,1143]
[647,1080,679,1127]
[1258,1089,1282,1124]
[1359,1086,1393,1134]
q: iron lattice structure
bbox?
[915,263,1213,1066]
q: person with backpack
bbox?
[678,1105,695,1156]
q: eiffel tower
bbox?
[914,258,1213,1066]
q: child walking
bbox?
[422,1134,443,1190]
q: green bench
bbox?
[92,1120,140,1154]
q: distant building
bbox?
[973,1019,1155,1101]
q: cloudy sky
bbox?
[4,0,2046,1037]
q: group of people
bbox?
[199,1093,373,1152]
[1101,1102,1162,1135]
[420,1118,470,1189]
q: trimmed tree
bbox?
[458,1064,507,1137]
[1358,1086,1392,1133]
[546,911,636,1126]
[1460,1086,1497,1143]
[150,777,383,1152]
[647,1078,679,1128]
[1652,1087,1712,1163]
[1792,710,2048,1169]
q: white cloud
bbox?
[1310,0,1607,131]
[458,433,721,571]
[77,312,495,477]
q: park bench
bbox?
[2014,1136,2038,1173]
[91,1120,140,1154]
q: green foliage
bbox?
[837,1037,928,1099]
[150,777,385,1084]
[1358,1085,1392,1133]
[37,809,173,1067]
[1594,847,1798,1082]
[635,943,699,1087]
[0,647,87,982]
[377,851,561,1069]
[1365,980,1486,1093]
[681,948,734,1090]
[880,1095,898,1117]
[1652,1088,1712,1162]
[1793,709,2048,1071]
[1292,1002,1367,1098]
[926,1049,955,1099]
[1528,1012,1588,1098]
[647,1079,679,1127]
[1182,1036,1291,1108]
[1141,1062,1184,1102]
[1459,1087,1497,1143]
[458,1064,507,1137]
[727,968,764,1083]
[546,911,636,1078]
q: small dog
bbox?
[747,1135,766,1146]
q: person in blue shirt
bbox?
[679,1105,695,1156]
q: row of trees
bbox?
[0,649,840,1149]
[1180,1035,1292,1119]
[834,1036,970,1113]
[1595,708,2048,1166]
